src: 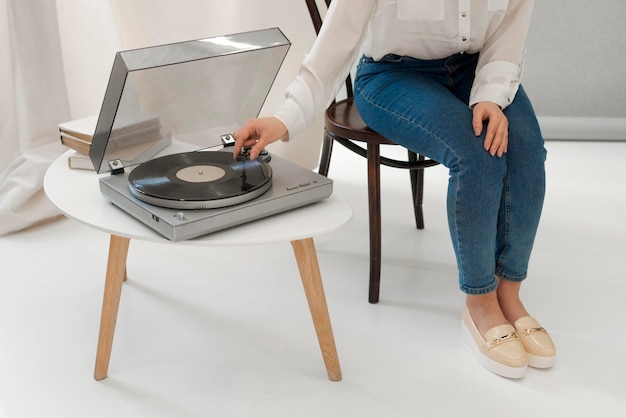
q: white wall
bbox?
[524,1,626,140]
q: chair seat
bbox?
[324,97,439,171]
[326,98,395,145]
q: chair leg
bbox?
[318,131,334,176]
[408,151,426,230]
[367,144,382,304]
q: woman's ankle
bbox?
[465,292,508,337]
[496,277,529,323]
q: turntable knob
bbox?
[175,211,186,221]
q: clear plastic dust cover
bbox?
[89,28,290,174]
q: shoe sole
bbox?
[527,353,555,369]
[461,319,527,379]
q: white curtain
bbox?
[0,0,322,236]
[0,0,74,235]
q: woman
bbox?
[233,0,555,378]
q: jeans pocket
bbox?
[359,54,404,67]
[379,54,405,63]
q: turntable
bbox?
[89,28,333,241]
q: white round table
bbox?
[44,150,352,381]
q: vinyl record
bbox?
[128,150,272,209]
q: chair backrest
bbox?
[304,0,354,98]
[305,0,329,35]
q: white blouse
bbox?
[275,0,535,139]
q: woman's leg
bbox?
[494,85,547,323]
[354,55,554,376]
[354,54,508,298]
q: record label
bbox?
[176,165,225,183]
[128,150,272,209]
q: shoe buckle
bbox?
[519,327,547,336]
[487,332,519,350]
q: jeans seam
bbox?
[494,174,527,282]
[497,174,511,271]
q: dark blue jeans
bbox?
[354,53,546,295]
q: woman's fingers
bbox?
[473,102,508,157]
[233,117,288,160]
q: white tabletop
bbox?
[44,150,352,246]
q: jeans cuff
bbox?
[495,268,527,283]
[460,281,498,295]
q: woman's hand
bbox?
[472,101,508,157]
[232,117,288,160]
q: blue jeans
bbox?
[354,53,547,295]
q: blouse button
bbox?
[461,12,467,17]
[462,36,468,42]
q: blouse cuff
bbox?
[274,77,317,139]
[470,60,522,110]
[274,100,305,140]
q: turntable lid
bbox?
[89,28,290,174]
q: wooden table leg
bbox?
[94,234,130,381]
[291,238,342,381]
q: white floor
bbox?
[1,140,625,418]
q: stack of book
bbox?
[59,112,168,171]
[58,115,97,170]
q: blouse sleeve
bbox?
[274,0,376,138]
[470,0,535,109]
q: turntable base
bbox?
[44,150,352,381]
[99,148,334,241]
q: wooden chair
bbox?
[305,0,440,303]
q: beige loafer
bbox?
[461,306,528,378]
[514,316,556,368]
